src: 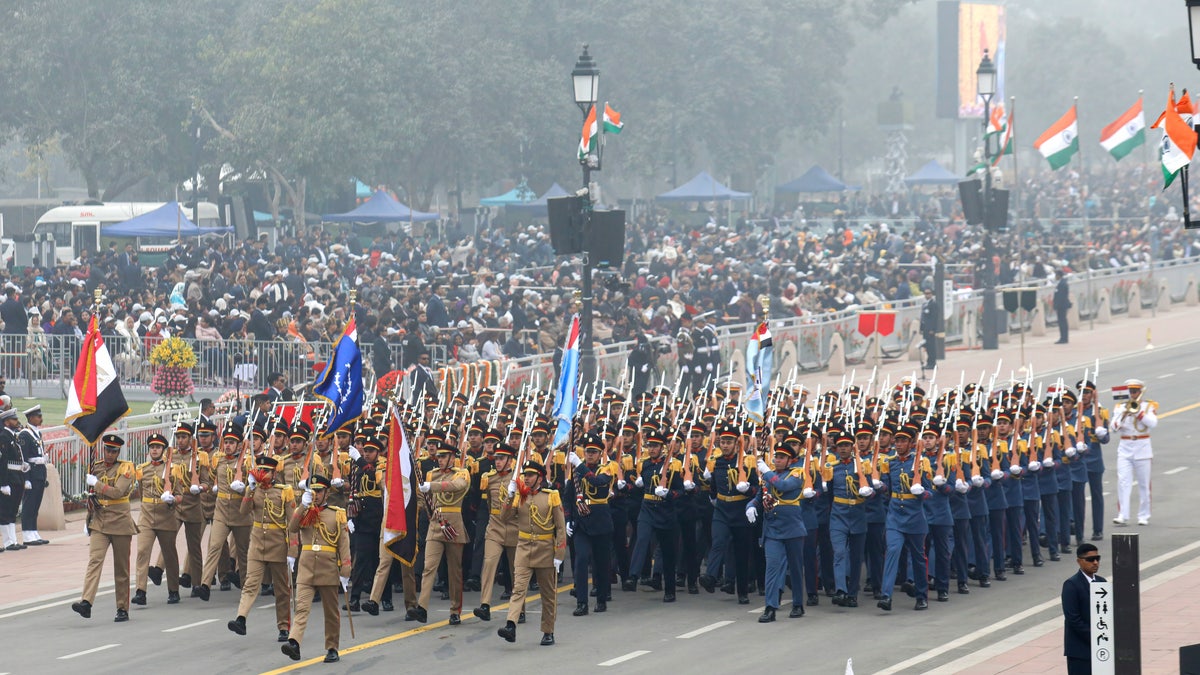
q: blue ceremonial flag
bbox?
[743,319,773,424]
[552,314,581,448]
[312,316,364,436]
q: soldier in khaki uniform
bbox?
[281,475,351,664]
[198,423,253,600]
[133,433,182,606]
[410,442,470,624]
[473,442,521,622]
[228,455,296,642]
[497,460,567,646]
[276,423,325,491]
[72,434,138,622]
[169,423,212,592]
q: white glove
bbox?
[301,490,313,507]
[1075,441,1088,453]
[86,474,99,487]
[568,453,582,467]
[230,480,246,493]
[331,477,344,488]
[247,474,257,488]
[0,485,9,496]
[1064,447,1077,458]
[933,475,947,487]
[348,446,362,461]
[1096,426,1108,439]
[858,486,875,498]
[507,479,518,497]
[617,479,626,490]
[23,480,32,490]
[566,523,574,537]
[702,470,712,480]
[970,475,984,488]
[418,482,431,494]
[705,362,714,372]
[640,364,649,373]
[553,559,563,572]
[990,469,1004,481]
[872,479,884,490]
[654,486,669,498]
[347,519,355,533]
[802,488,816,499]
[1009,465,1022,476]
[683,480,695,491]
[1043,458,1055,468]
[340,577,350,592]
[710,497,718,506]
[189,484,201,495]
[955,480,970,494]
[31,456,45,465]
[735,481,750,493]
[910,484,925,496]
[298,479,307,490]
[745,506,758,523]
[1028,460,1042,472]
[162,491,176,504]
[756,459,771,475]
[634,476,644,488]
[287,556,296,568]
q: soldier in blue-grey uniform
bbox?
[699,423,757,604]
[876,422,932,611]
[920,424,955,602]
[623,429,686,603]
[826,428,874,608]
[1075,380,1110,541]
[748,442,815,622]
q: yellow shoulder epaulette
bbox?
[546,489,561,508]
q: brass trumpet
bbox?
[1125,389,1143,413]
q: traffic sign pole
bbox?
[1113,533,1141,674]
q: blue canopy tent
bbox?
[480,184,537,207]
[104,202,233,237]
[775,165,860,193]
[904,160,960,186]
[322,189,438,223]
[505,183,570,218]
[656,172,750,202]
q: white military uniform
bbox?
[1109,388,1157,525]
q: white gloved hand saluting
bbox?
[86,474,99,487]
[162,491,175,504]
[230,480,245,494]
[301,490,313,507]
[654,486,669,498]
[735,481,750,493]
[189,484,201,495]
[909,484,925,496]
[348,446,362,462]
[757,459,771,475]
[745,506,758,524]
[568,453,582,468]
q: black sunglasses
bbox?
[1081,555,1101,562]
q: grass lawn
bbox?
[24,398,157,428]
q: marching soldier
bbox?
[566,433,616,615]
[1110,379,1156,526]
[281,475,350,664]
[411,442,470,624]
[133,433,182,606]
[496,460,566,647]
[72,434,137,622]
[1076,380,1110,540]
[472,441,520,622]
[197,422,253,601]
[169,422,211,592]
[921,425,956,602]
[0,408,26,550]
[623,429,687,603]
[276,422,325,490]
[228,455,296,642]
[700,424,755,603]
[345,437,385,612]
[876,422,932,611]
[18,405,49,546]
[750,442,813,622]
[826,428,874,608]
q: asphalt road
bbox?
[3,340,1198,675]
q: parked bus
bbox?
[33,201,221,263]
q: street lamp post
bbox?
[572,45,600,385]
[977,49,999,350]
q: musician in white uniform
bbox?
[1109,379,1156,526]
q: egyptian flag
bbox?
[383,407,419,566]
[744,319,774,424]
[65,316,130,444]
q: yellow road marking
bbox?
[259,583,575,674]
[1160,401,1200,419]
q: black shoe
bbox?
[196,584,211,602]
[573,603,588,616]
[901,581,916,597]
[114,609,129,622]
[411,606,427,623]
[687,584,699,595]
[500,590,512,600]
[1091,533,1104,541]
[226,570,241,589]
[663,592,676,603]
[278,630,289,642]
[1013,566,1025,575]
[789,605,805,618]
[324,649,339,663]
[440,590,450,600]
[645,577,662,591]
[179,573,192,589]
[832,591,847,607]
[937,590,949,602]
[71,600,92,618]
[994,571,1007,581]
[1049,553,1061,562]
[432,580,447,593]
[807,593,819,606]
[758,607,776,623]
[148,566,163,586]
[465,577,481,592]
[1033,558,1045,567]
[381,600,394,612]
[448,613,461,626]
[132,590,147,606]
[915,598,928,611]
[167,590,180,604]
[361,600,379,616]
[281,639,301,661]
[344,600,359,612]
[957,583,970,594]
[518,612,526,624]
[698,574,716,593]
[621,579,637,592]
[219,581,232,592]
[877,596,892,611]
[979,577,991,588]
[721,580,735,595]
[737,594,749,605]
[5,543,23,551]
[540,633,555,646]
[474,604,491,621]
[228,616,247,635]
[497,621,517,643]
[846,596,858,608]
[261,584,274,596]
[594,601,607,613]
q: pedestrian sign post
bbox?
[1091,581,1115,675]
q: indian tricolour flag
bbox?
[1034,104,1079,170]
[1099,98,1145,162]
[1150,87,1196,188]
[578,103,623,160]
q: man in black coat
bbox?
[1053,270,1071,344]
[919,287,939,370]
[1061,543,1104,675]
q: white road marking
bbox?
[0,590,115,621]
[1164,466,1189,475]
[58,644,120,660]
[1157,373,1175,379]
[599,650,651,667]
[162,619,217,632]
[256,603,275,610]
[748,606,765,614]
[677,620,733,639]
[1187,366,1200,372]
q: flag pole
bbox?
[1075,96,1095,331]
[1010,96,1022,288]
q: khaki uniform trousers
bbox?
[161,520,204,581]
[201,522,249,588]
[506,565,557,634]
[136,527,180,592]
[417,539,463,612]
[237,559,292,630]
[368,535,417,609]
[479,539,517,607]
[83,532,132,610]
[289,584,340,650]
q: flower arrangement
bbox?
[150,336,198,369]
[151,366,195,397]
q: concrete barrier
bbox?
[1097,288,1112,324]
[38,463,66,531]
[827,333,845,376]
[907,319,922,362]
[1068,296,1080,329]
[1158,277,1171,313]
[1129,285,1143,318]
[1032,308,1046,337]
